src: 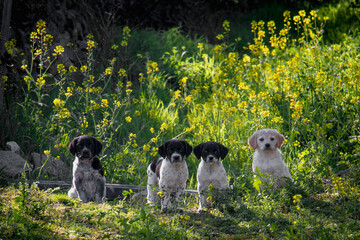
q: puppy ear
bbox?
[219,143,229,159]
[248,132,258,150]
[68,137,79,155]
[158,141,168,158]
[92,137,103,155]
[182,140,193,157]
[193,143,204,159]
[275,131,285,148]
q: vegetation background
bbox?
[0,0,360,239]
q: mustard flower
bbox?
[24,76,31,84]
[222,20,230,32]
[267,21,276,34]
[310,10,317,19]
[36,77,45,88]
[293,15,301,23]
[160,123,168,131]
[216,34,224,40]
[45,34,53,44]
[180,77,188,89]
[21,64,27,70]
[151,138,158,143]
[101,99,109,108]
[80,65,88,73]
[242,54,251,64]
[44,150,51,156]
[157,191,165,197]
[105,67,112,75]
[81,120,88,129]
[298,10,306,18]
[174,90,181,99]
[30,32,38,41]
[114,100,121,108]
[57,64,66,74]
[35,49,43,56]
[58,108,70,119]
[53,45,64,57]
[143,144,151,151]
[87,39,96,50]
[125,116,132,123]
[126,89,133,95]
[53,98,65,108]
[69,65,77,73]
[150,127,155,133]
[118,69,127,77]
[185,95,193,103]
[129,133,137,140]
[65,87,73,97]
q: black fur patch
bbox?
[92,157,104,176]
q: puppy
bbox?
[248,129,293,187]
[68,135,106,203]
[147,139,192,211]
[194,141,229,212]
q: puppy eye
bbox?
[270,137,275,141]
[259,138,264,142]
[214,150,218,154]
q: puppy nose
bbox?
[173,155,180,161]
[82,150,90,156]
[265,143,271,148]
[208,156,214,161]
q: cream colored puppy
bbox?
[248,129,293,186]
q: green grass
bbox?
[1,175,359,239]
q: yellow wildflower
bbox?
[143,144,151,151]
[53,45,64,57]
[101,99,109,108]
[298,10,306,18]
[125,116,132,123]
[160,123,168,131]
[105,68,112,75]
[80,65,88,73]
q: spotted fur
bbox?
[68,135,106,203]
[147,139,192,211]
[194,141,229,212]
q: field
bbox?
[1,1,360,239]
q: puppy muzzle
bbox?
[171,153,183,162]
[79,148,92,160]
[206,155,218,163]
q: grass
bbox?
[0,174,359,239]
[1,1,360,239]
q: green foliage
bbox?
[0,172,359,239]
[3,4,360,189]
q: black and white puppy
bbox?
[68,135,106,203]
[147,139,192,211]
[194,141,229,212]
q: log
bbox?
[34,180,197,201]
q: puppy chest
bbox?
[160,167,188,186]
[75,165,102,180]
[198,165,228,188]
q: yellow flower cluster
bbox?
[53,45,64,57]
[292,194,302,210]
[121,26,131,47]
